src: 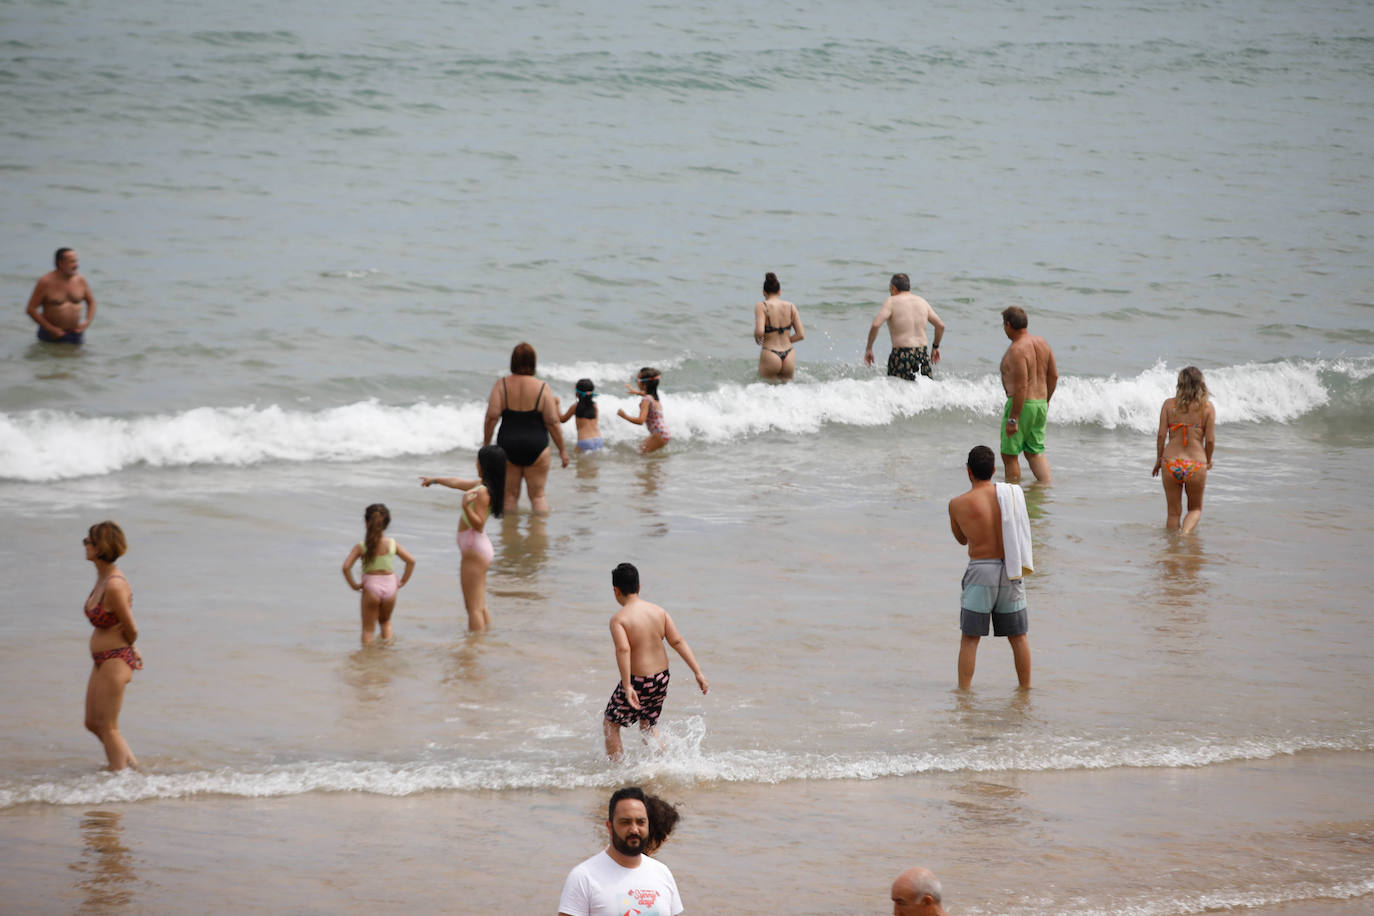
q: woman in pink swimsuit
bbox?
[421,445,507,631]
[82,520,140,770]
[617,367,670,454]
[1152,366,1217,533]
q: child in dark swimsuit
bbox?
[617,368,670,454]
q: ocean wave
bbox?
[1004,878,1374,916]
[2,723,1365,809]
[1,358,1368,482]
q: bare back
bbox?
[948,483,1005,560]
[1000,333,1055,400]
[883,292,936,348]
[611,596,671,675]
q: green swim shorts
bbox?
[1000,398,1048,455]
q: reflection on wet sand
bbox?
[1149,533,1210,653]
[496,512,549,586]
[343,644,399,708]
[72,809,138,911]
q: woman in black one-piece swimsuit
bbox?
[484,342,569,513]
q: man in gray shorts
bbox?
[947,445,1031,689]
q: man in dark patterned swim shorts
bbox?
[864,272,945,380]
[604,669,670,729]
[886,345,933,380]
[602,562,710,758]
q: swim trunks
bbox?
[577,437,604,452]
[886,346,932,380]
[1000,398,1048,455]
[959,558,1028,637]
[1163,457,1205,482]
[604,669,671,728]
[37,327,83,344]
[92,647,142,671]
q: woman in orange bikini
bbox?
[1152,366,1216,533]
[82,520,141,770]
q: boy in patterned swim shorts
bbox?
[603,562,710,758]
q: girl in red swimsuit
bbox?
[83,520,140,770]
[1152,367,1217,533]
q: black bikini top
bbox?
[761,303,791,334]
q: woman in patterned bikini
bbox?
[753,271,805,381]
[82,520,141,770]
[1152,366,1217,533]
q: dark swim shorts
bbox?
[37,327,83,344]
[604,669,671,727]
[886,346,932,380]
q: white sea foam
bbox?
[2,726,1365,809]
[1,358,1366,481]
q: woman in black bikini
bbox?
[484,342,569,514]
[82,520,140,770]
[753,271,805,381]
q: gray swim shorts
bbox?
[959,558,1028,637]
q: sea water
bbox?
[2,0,1372,912]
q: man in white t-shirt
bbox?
[558,786,684,916]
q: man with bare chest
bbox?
[27,248,96,344]
[998,307,1057,483]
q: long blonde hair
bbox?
[1174,366,1209,414]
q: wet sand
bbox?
[3,750,1369,914]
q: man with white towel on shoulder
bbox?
[947,445,1033,689]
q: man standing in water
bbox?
[999,306,1057,483]
[948,445,1032,690]
[890,866,952,915]
[558,786,684,916]
[26,248,96,344]
[602,562,709,759]
[864,273,945,379]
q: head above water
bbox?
[574,378,598,419]
[763,271,781,295]
[891,866,946,915]
[890,272,911,293]
[86,520,127,564]
[510,342,536,376]
[1001,306,1028,330]
[638,367,661,400]
[967,445,996,481]
[476,445,507,518]
[1174,365,1209,413]
[611,562,640,595]
[55,247,75,269]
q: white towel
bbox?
[996,482,1034,579]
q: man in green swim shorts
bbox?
[999,306,1057,483]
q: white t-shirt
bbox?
[558,849,684,916]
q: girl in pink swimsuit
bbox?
[420,445,507,631]
[617,367,670,454]
[83,520,140,771]
[341,504,416,646]
[1152,366,1217,533]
